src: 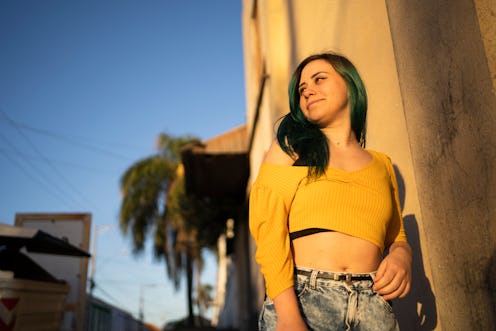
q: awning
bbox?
[0,224,90,283]
[181,124,249,201]
[0,224,90,257]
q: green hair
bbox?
[277,52,368,178]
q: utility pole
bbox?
[139,283,157,331]
[88,224,112,296]
[139,285,144,331]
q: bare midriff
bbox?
[291,231,382,272]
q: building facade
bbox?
[241,0,496,330]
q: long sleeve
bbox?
[383,155,408,247]
[249,184,294,299]
[248,163,306,299]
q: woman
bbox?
[249,52,412,331]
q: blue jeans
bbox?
[258,266,399,331]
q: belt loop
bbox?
[309,270,318,289]
[345,273,352,285]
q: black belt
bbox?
[296,269,373,282]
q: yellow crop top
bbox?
[249,149,407,299]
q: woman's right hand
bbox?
[273,288,309,331]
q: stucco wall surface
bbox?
[386,0,496,329]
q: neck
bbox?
[321,127,359,151]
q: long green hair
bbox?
[277,52,368,178]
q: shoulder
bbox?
[367,149,398,181]
[252,141,306,196]
[367,149,393,165]
[263,139,296,166]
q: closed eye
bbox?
[298,73,328,94]
[315,76,326,83]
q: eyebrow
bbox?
[298,71,328,89]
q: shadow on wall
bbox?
[392,165,438,331]
[486,249,496,321]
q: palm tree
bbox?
[196,283,214,324]
[164,168,202,325]
[119,132,201,326]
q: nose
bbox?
[301,87,315,98]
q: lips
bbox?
[306,98,324,109]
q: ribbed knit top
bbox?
[249,149,407,299]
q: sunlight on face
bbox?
[298,59,349,127]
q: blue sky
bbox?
[0,0,245,327]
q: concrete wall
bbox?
[242,0,495,329]
[386,1,496,329]
[474,0,496,93]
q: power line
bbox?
[0,147,116,174]
[0,109,143,162]
[91,281,123,307]
[1,110,97,210]
[0,133,79,209]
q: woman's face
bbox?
[298,59,349,128]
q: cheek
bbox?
[338,83,349,101]
[299,97,306,112]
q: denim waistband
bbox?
[295,266,376,285]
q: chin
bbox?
[305,116,324,127]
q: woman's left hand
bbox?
[373,241,412,300]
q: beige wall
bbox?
[386,0,496,329]
[242,0,495,330]
[474,0,496,94]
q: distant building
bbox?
[85,295,155,331]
